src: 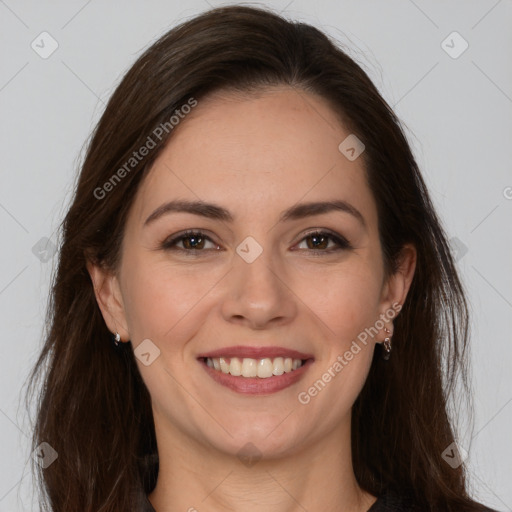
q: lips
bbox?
[197,345,315,395]
[197,345,314,360]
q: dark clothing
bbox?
[138,488,427,511]
[367,488,428,511]
[138,486,500,511]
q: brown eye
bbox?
[181,233,205,250]
[295,230,351,253]
[305,233,329,250]
[161,230,219,252]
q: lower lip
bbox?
[199,358,314,395]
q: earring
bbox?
[382,327,392,361]
[113,332,121,347]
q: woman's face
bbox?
[90,86,414,459]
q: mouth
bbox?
[196,346,315,395]
[200,356,309,378]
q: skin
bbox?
[88,86,416,512]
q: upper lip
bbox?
[197,345,314,360]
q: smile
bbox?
[197,346,315,395]
[203,356,306,378]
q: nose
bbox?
[220,245,297,330]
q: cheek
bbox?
[120,255,224,345]
[293,266,381,423]
[292,262,384,343]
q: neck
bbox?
[148,411,377,512]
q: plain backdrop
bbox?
[0,1,511,511]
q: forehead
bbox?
[130,86,377,229]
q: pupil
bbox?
[309,234,327,249]
[186,235,203,249]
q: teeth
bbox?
[257,358,273,378]
[205,356,305,378]
[229,357,242,376]
[272,357,284,376]
[241,358,258,377]
[219,357,230,373]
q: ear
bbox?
[377,243,416,338]
[86,259,130,343]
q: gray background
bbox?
[1,1,511,510]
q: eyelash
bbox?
[159,229,352,256]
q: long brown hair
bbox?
[25,5,492,511]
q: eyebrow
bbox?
[143,199,366,228]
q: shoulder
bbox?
[368,488,425,511]
[367,488,500,512]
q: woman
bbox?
[26,5,499,512]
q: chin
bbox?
[201,418,304,461]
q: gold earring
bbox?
[383,327,392,360]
